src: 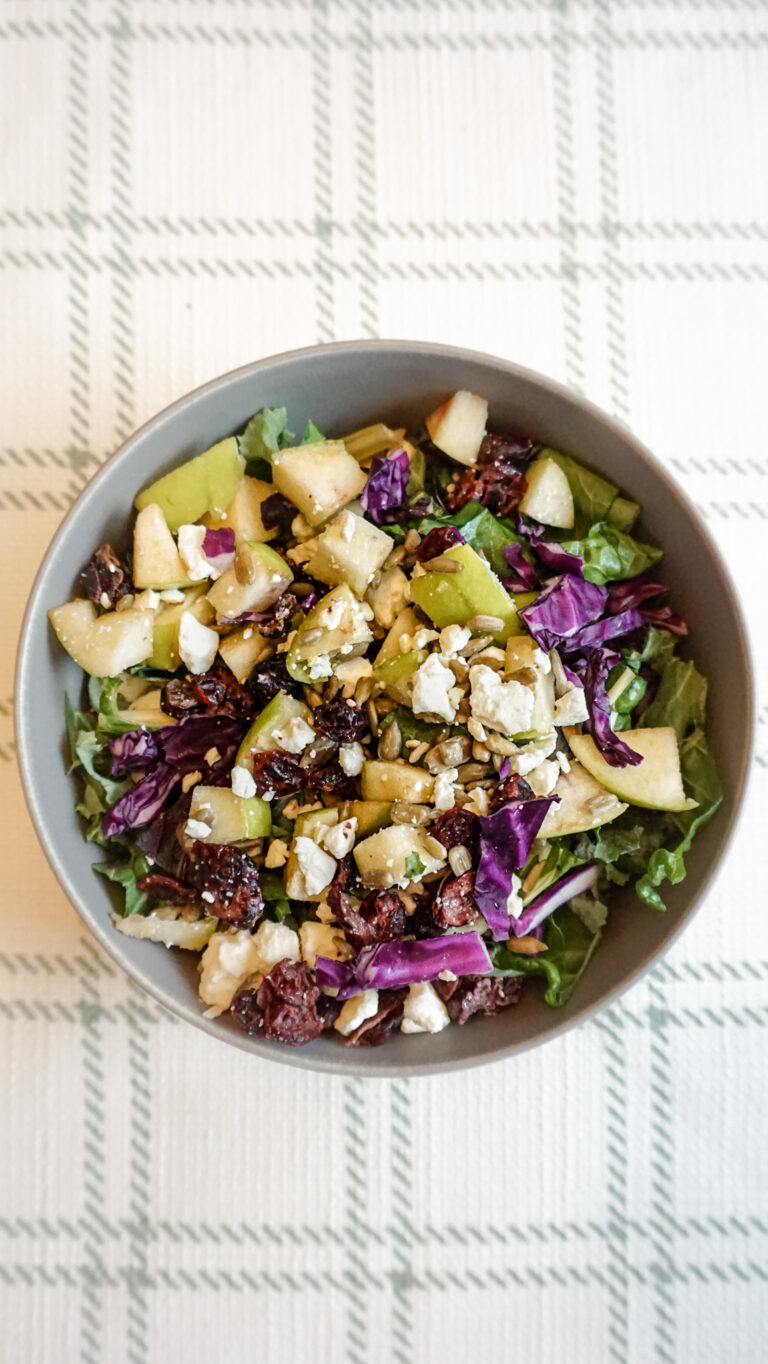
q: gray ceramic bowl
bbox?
[16,341,753,1075]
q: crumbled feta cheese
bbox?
[318,595,345,632]
[439,624,471,656]
[201,890,215,904]
[184,817,212,840]
[274,716,316,754]
[334,990,379,1036]
[158,588,186,603]
[251,919,300,975]
[339,509,356,543]
[433,768,458,811]
[298,920,353,969]
[339,741,364,776]
[401,982,450,1034]
[178,611,219,675]
[412,627,439,650]
[463,786,490,817]
[320,818,357,859]
[177,524,219,581]
[292,836,337,897]
[412,653,460,723]
[555,750,571,774]
[469,664,535,736]
[505,732,558,776]
[198,930,260,1016]
[438,969,457,982]
[526,759,560,797]
[506,872,524,921]
[264,838,288,869]
[132,589,161,611]
[231,764,257,799]
[334,657,373,698]
[308,652,332,681]
[553,687,589,725]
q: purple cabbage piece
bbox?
[502,543,538,592]
[511,864,600,938]
[641,604,688,637]
[202,527,236,573]
[360,449,410,525]
[315,932,492,997]
[519,574,608,653]
[563,606,644,652]
[518,519,584,576]
[159,715,243,776]
[606,577,666,613]
[109,728,161,775]
[474,798,559,940]
[498,757,511,781]
[102,763,181,838]
[579,648,643,768]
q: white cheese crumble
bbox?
[274,716,316,754]
[334,658,373,698]
[555,750,571,774]
[251,919,300,975]
[469,664,534,736]
[264,838,289,869]
[526,759,560,797]
[504,732,558,776]
[198,930,260,1016]
[506,872,524,921]
[318,595,345,631]
[158,588,186,603]
[298,921,353,969]
[412,627,439,649]
[401,982,450,1035]
[433,768,458,811]
[320,818,357,859]
[307,652,332,681]
[339,509,356,543]
[439,624,472,656]
[553,687,589,725]
[184,818,212,840]
[412,652,460,723]
[177,524,219,581]
[293,836,337,897]
[334,990,379,1036]
[178,611,219,675]
[231,764,257,799]
[339,741,364,776]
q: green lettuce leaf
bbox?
[93,844,153,916]
[541,448,618,524]
[66,697,130,837]
[490,906,600,1007]
[417,501,529,578]
[640,657,707,741]
[238,406,294,466]
[561,521,664,585]
[300,419,325,444]
[636,728,722,910]
[522,838,583,905]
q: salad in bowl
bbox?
[49,389,721,1049]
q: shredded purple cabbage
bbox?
[606,577,666,613]
[502,543,538,592]
[563,606,644,652]
[519,574,608,653]
[202,527,236,573]
[498,757,511,781]
[511,864,600,938]
[641,604,688,636]
[579,649,643,768]
[316,932,492,997]
[109,728,161,775]
[474,798,559,940]
[518,519,583,576]
[360,449,410,525]
[102,763,181,838]
[159,715,243,775]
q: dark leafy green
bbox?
[541,448,618,525]
[378,706,454,747]
[561,522,664,585]
[640,657,707,740]
[93,845,154,916]
[490,907,601,1007]
[624,625,678,673]
[416,501,527,577]
[238,406,293,466]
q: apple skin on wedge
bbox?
[134,437,245,532]
[567,727,697,813]
[409,543,523,643]
[539,762,627,838]
[425,390,488,466]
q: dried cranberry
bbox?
[428,808,480,856]
[248,750,306,797]
[445,464,527,517]
[489,773,534,812]
[188,842,263,929]
[257,591,301,639]
[432,871,478,928]
[328,854,363,902]
[345,988,408,1046]
[137,792,192,880]
[161,667,254,721]
[333,887,407,951]
[135,872,196,903]
[433,974,523,1024]
[415,526,464,562]
[313,699,369,743]
[80,543,133,607]
[247,655,303,708]
[307,760,358,800]
[404,883,443,939]
[477,432,535,467]
[161,678,204,719]
[260,491,296,531]
[232,961,334,1046]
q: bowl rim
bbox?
[15,338,756,1077]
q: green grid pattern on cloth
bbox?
[1,0,767,1360]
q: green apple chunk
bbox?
[361,760,434,804]
[218,626,269,684]
[49,600,154,676]
[519,457,575,529]
[111,911,218,951]
[286,584,374,684]
[410,543,522,642]
[147,585,213,670]
[236,691,313,770]
[132,504,189,590]
[272,440,367,527]
[123,687,172,730]
[294,807,339,839]
[340,800,392,835]
[134,436,245,532]
[188,785,272,843]
[372,649,426,706]
[425,390,488,466]
[539,762,628,838]
[204,475,278,543]
[342,422,400,462]
[567,728,697,813]
[307,508,393,597]
[375,606,423,665]
[206,541,293,622]
[354,825,446,889]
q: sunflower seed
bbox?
[378,720,402,760]
[367,699,379,732]
[471,741,491,763]
[408,741,430,764]
[424,554,463,574]
[459,634,493,657]
[424,736,473,771]
[457,761,490,783]
[404,529,421,552]
[353,675,375,706]
[466,614,505,633]
[391,802,431,826]
[484,734,521,756]
[448,844,472,877]
[324,675,342,701]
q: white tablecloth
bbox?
[2,2,767,1360]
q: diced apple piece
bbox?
[111,911,217,951]
[409,543,523,643]
[134,437,245,532]
[372,649,426,706]
[519,457,575,529]
[342,423,402,462]
[124,687,175,730]
[353,825,445,889]
[188,785,272,843]
[272,440,367,527]
[286,585,374,684]
[236,691,313,771]
[425,390,488,467]
[294,807,339,839]
[361,760,434,804]
[206,542,293,622]
[49,599,154,676]
[204,475,278,543]
[147,584,213,671]
[375,606,423,666]
[365,567,411,631]
[340,800,392,835]
[307,508,393,597]
[132,504,189,589]
[218,626,269,685]
[567,728,696,813]
[539,762,627,837]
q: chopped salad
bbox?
[51,391,721,1048]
